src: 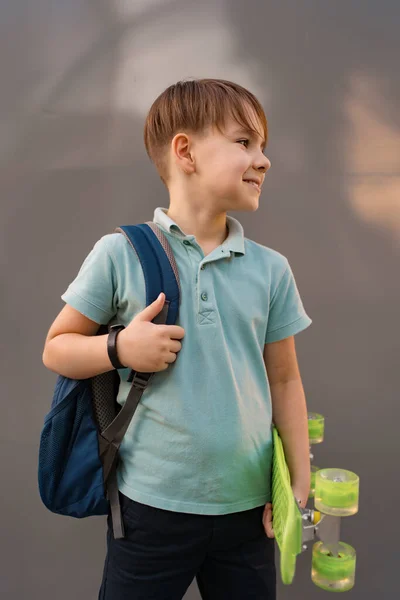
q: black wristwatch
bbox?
[107,324,127,370]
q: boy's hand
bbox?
[117,293,185,373]
[262,502,274,538]
[263,488,308,539]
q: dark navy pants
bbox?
[99,492,276,599]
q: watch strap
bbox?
[107,325,126,370]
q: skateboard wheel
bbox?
[312,541,356,592]
[308,412,324,444]
[309,465,320,498]
[315,469,359,516]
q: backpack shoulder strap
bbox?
[115,222,180,326]
[104,222,181,539]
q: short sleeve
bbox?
[61,235,118,324]
[265,260,312,343]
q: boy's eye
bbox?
[238,138,267,155]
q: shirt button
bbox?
[183,240,191,246]
[200,265,205,270]
[201,292,208,301]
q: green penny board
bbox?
[272,426,303,584]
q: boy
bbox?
[43,78,312,600]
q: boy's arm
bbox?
[264,335,311,507]
[42,304,114,379]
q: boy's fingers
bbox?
[263,502,272,517]
[264,520,274,538]
[262,503,275,538]
[137,293,165,321]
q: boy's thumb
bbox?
[138,293,165,321]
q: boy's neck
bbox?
[166,204,229,255]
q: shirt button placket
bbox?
[199,260,209,313]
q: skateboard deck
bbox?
[271,426,303,584]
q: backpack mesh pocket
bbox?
[91,370,120,432]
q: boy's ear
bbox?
[171,133,195,174]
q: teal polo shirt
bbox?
[61,207,312,515]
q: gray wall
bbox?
[1,0,399,598]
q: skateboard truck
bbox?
[299,505,340,556]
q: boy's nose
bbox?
[258,156,271,173]
[263,157,272,171]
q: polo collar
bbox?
[153,207,245,256]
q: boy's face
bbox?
[168,106,271,214]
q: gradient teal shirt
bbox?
[61,207,312,515]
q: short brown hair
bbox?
[143,78,268,187]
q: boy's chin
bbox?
[235,197,260,212]
[223,193,259,213]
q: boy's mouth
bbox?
[243,180,261,192]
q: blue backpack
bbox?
[38,222,181,539]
